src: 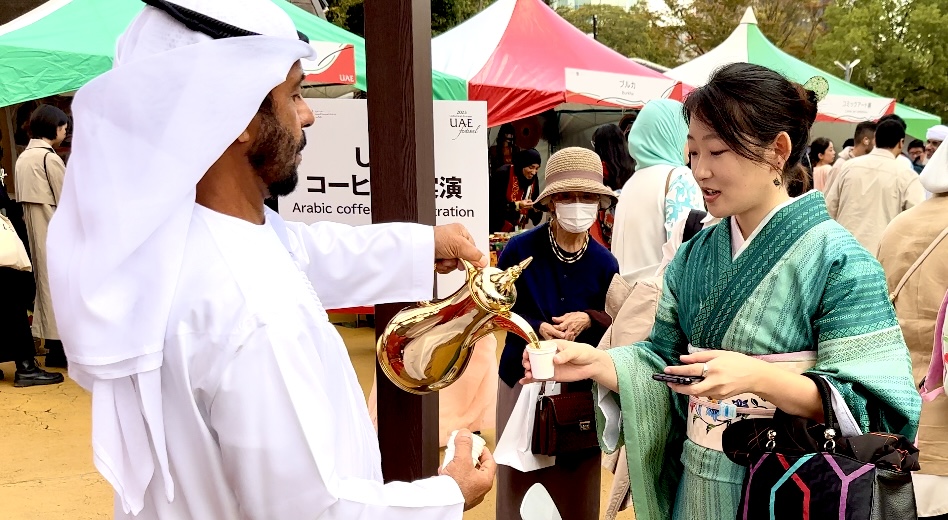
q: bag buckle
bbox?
[824,428,836,452]
[579,421,591,431]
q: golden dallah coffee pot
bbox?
[377,257,541,394]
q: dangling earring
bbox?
[773,177,782,187]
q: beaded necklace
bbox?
[548,223,588,264]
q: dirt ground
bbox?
[0,322,633,519]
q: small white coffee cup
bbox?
[528,341,558,380]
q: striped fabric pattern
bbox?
[595,191,920,520]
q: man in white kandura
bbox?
[46,0,495,518]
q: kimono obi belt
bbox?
[685,346,817,453]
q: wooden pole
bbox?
[2,106,19,197]
[364,0,440,482]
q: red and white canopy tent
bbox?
[431,0,686,132]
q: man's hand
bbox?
[552,312,591,341]
[439,430,496,511]
[434,223,488,274]
[539,322,566,340]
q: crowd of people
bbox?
[490,63,946,519]
[0,0,945,519]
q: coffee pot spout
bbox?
[490,256,533,295]
[493,311,542,350]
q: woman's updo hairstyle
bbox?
[682,63,818,186]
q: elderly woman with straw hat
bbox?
[495,147,618,520]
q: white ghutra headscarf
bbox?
[46,0,314,514]
[921,138,948,195]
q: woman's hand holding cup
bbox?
[519,339,619,393]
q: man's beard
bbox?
[248,111,306,198]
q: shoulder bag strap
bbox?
[664,166,675,196]
[890,226,948,302]
[42,151,58,206]
[682,210,708,243]
[921,291,948,402]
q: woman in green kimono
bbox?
[520,63,921,520]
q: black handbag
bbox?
[531,383,600,456]
[721,373,920,520]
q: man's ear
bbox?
[236,112,262,145]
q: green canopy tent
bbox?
[666,7,940,139]
[0,0,468,108]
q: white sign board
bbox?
[280,99,489,299]
[818,95,895,123]
[564,68,678,107]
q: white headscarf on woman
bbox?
[46,0,314,514]
[920,136,948,195]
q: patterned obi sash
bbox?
[685,347,817,453]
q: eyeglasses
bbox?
[551,192,600,204]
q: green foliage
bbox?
[555,4,680,66]
[326,0,491,37]
[325,0,364,36]
[660,0,828,60]
[323,0,944,122]
[814,0,948,122]
[432,0,489,35]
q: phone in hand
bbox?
[652,373,704,385]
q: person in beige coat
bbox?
[877,140,948,519]
[826,119,925,252]
[13,104,68,367]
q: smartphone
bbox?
[652,373,704,385]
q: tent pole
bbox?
[365,0,440,483]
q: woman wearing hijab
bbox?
[877,142,948,519]
[489,148,542,233]
[611,100,704,282]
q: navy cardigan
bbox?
[496,223,618,387]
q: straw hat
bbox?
[536,147,616,210]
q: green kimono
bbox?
[597,192,921,520]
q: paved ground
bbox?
[0,322,633,519]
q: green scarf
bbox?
[627,99,688,170]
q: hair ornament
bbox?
[803,76,829,102]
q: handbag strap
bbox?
[536,381,558,398]
[890,225,948,302]
[42,151,58,206]
[801,373,841,449]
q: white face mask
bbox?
[555,202,599,233]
